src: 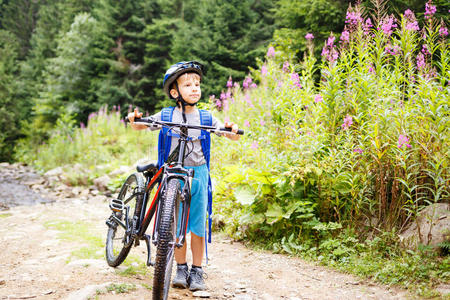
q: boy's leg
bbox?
[173,240,189,288]
[175,240,187,264]
[191,233,205,267]
[189,232,206,291]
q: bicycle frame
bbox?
[134,125,195,250]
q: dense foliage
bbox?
[0,0,276,161]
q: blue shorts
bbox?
[177,164,209,238]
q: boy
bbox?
[127,61,240,291]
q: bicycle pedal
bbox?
[109,199,124,212]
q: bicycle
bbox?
[105,115,243,300]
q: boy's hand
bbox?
[224,121,240,141]
[127,108,146,130]
[127,108,143,124]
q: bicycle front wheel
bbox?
[153,179,180,300]
[105,173,144,267]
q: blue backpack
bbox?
[157,107,214,244]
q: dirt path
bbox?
[0,164,412,300]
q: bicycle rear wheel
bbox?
[105,173,144,267]
[153,179,180,300]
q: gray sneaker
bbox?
[188,266,207,291]
[172,264,189,289]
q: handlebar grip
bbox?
[124,116,142,123]
[219,127,244,135]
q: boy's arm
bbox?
[223,121,240,141]
[127,108,147,130]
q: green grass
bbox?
[116,255,151,278]
[44,219,104,261]
[0,213,12,218]
[106,283,137,294]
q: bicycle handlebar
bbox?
[125,116,244,135]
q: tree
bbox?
[93,0,161,114]
[0,30,21,161]
[0,0,38,58]
[273,0,349,59]
[169,0,276,99]
[30,13,104,138]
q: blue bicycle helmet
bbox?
[163,61,204,99]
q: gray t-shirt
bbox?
[150,108,224,166]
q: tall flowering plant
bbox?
[210,1,448,249]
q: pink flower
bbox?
[416,53,426,70]
[353,148,363,154]
[223,99,229,112]
[405,21,419,31]
[215,100,222,108]
[80,122,86,129]
[364,18,373,35]
[422,44,431,56]
[439,26,448,37]
[314,94,323,103]
[404,9,419,31]
[244,120,250,127]
[380,16,397,36]
[327,36,335,47]
[234,82,240,88]
[251,141,259,149]
[226,77,233,88]
[346,10,363,26]
[291,72,302,88]
[267,46,276,58]
[282,61,289,72]
[425,1,436,20]
[340,31,350,43]
[250,83,257,89]
[368,65,375,74]
[260,119,266,126]
[385,44,401,56]
[341,114,353,130]
[398,134,412,148]
[243,77,252,89]
[305,33,314,40]
[322,34,339,62]
[261,65,268,76]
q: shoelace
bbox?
[191,269,208,281]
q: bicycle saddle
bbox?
[136,161,158,173]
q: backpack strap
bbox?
[157,107,175,168]
[198,110,214,248]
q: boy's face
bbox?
[170,73,201,105]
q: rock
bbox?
[399,203,450,249]
[67,259,106,269]
[65,282,111,300]
[234,295,252,300]
[260,293,274,300]
[71,186,82,196]
[109,165,131,177]
[223,291,234,298]
[44,167,64,177]
[93,175,111,192]
[0,162,10,167]
[192,290,211,298]
[0,279,5,285]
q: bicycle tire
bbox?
[105,172,145,267]
[153,179,180,300]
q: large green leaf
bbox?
[234,186,256,205]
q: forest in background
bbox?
[0,0,449,162]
